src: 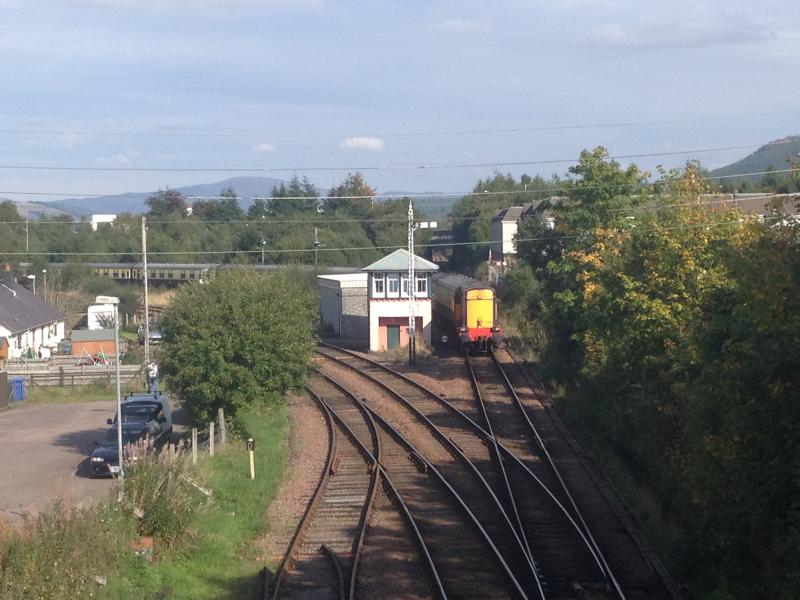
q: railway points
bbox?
[308,342,684,599]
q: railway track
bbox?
[315,347,544,597]
[315,370,528,599]
[467,353,617,598]
[317,343,683,599]
[491,349,684,599]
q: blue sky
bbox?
[0,0,797,200]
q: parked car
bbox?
[90,393,173,476]
[137,323,163,345]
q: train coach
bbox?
[432,273,503,353]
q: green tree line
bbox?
[0,172,432,270]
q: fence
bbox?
[5,363,143,387]
[188,408,228,465]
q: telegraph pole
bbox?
[142,216,150,367]
[313,227,320,272]
[407,200,416,366]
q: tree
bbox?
[145,188,189,217]
[271,175,318,214]
[326,172,375,212]
[191,186,244,222]
[157,269,317,422]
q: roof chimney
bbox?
[2,264,15,289]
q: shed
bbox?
[70,329,117,357]
[317,273,368,339]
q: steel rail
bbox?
[319,371,530,599]
[501,349,686,600]
[315,348,544,595]
[487,350,626,599]
[317,343,611,585]
[310,382,448,600]
[321,545,347,600]
[305,381,382,600]
[267,390,338,600]
[463,352,536,567]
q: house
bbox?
[0,265,66,358]
[362,249,439,352]
[70,329,117,358]
[489,199,556,261]
[90,214,117,231]
[317,273,369,339]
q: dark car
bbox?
[138,323,163,345]
[90,394,173,476]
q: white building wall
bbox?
[501,221,518,256]
[88,303,116,330]
[0,321,65,358]
[368,299,432,352]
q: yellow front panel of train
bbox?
[465,289,494,328]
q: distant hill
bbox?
[26,176,292,218]
[0,199,73,220]
[711,135,800,182]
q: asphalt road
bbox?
[0,401,117,519]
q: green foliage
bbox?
[450,172,560,273]
[123,454,199,547]
[326,172,376,212]
[0,500,137,599]
[158,269,317,423]
[507,154,800,597]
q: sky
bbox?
[0,0,798,202]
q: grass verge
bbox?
[106,407,287,599]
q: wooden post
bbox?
[218,408,226,447]
[192,428,198,464]
[209,421,215,457]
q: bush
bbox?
[159,269,317,423]
[122,441,200,547]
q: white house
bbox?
[90,214,117,231]
[362,249,438,352]
[489,199,558,261]
[0,265,66,358]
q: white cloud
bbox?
[252,142,276,153]
[434,19,488,34]
[339,136,385,152]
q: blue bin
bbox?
[10,377,25,402]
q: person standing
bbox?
[147,361,159,394]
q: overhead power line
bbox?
[0,115,753,140]
[0,139,795,174]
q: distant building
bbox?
[90,214,117,231]
[317,273,368,339]
[362,249,439,352]
[489,199,556,261]
[0,264,65,358]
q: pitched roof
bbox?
[71,329,116,342]
[0,276,65,335]
[361,249,439,273]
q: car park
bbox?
[90,393,173,476]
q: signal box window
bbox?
[387,274,400,297]
[373,274,385,297]
[415,276,427,297]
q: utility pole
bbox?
[407,200,416,366]
[25,220,29,254]
[261,239,265,265]
[142,216,150,367]
[313,227,320,272]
